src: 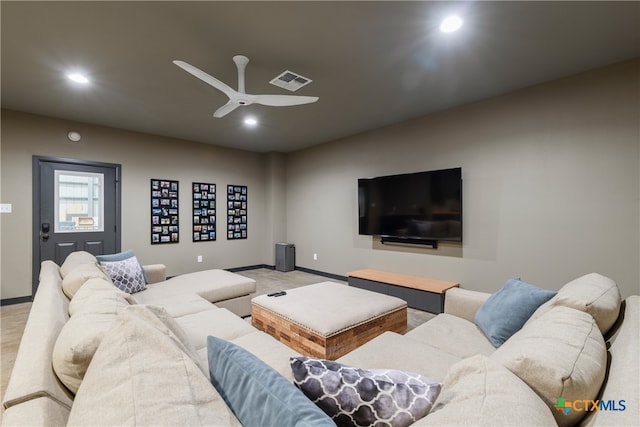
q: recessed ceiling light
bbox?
[67,131,82,142]
[440,15,463,33]
[244,117,258,127]
[67,72,90,84]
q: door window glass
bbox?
[54,170,104,232]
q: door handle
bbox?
[41,222,50,241]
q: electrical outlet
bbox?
[313,253,318,261]
[197,255,203,263]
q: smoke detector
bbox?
[269,70,312,92]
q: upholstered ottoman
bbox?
[251,281,407,359]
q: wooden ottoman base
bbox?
[251,282,407,360]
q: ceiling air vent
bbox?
[269,70,312,92]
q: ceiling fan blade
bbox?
[253,94,319,107]
[175,56,317,119]
[173,60,236,99]
[213,101,240,118]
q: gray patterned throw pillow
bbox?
[99,256,146,294]
[290,356,441,427]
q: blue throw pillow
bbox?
[475,278,556,347]
[206,336,334,427]
[96,249,136,262]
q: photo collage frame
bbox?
[192,182,216,242]
[150,179,179,244]
[227,185,247,240]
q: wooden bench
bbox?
[347,269,459,313]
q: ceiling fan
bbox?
[173,55,319,118]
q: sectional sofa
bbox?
[2,250,638,426]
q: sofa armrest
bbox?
[444,287,491,323]
[143,264,167,284]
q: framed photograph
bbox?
[151,179,179,244]
[192,182,216,242]
[227,184,247,240]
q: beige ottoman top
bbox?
[251,281,407,337]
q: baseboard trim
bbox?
[1,295,33,306]
[227,264,274,273]
[294,266,348,282]
[226,264,347,282]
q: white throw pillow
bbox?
[60,251,98,278]
[420,355,557,426]
[68,276,133,316]
[52,278,130,393]
[528,273,621,336]
[67,305,239,426]
[491,306,607,427]
[61,263,111,299]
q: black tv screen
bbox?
[358,168,462,242]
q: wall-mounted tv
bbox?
[358,167,462,246]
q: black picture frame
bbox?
[192,182,216,242]
[227,184,247,240]
[151,179,179,244]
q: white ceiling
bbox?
[2,1,639,153]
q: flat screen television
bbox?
[358,167,462,245]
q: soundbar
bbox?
[380,236,438,249]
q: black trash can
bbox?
[275,243,295,272]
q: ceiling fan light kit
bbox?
[173,55,318,118]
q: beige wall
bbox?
[286,60,640,298]
[264,152,288,261]
[2,60,638,301]
[1,110,274,299]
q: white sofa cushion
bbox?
[67,305,240,426]
[59,251,97,278]
[1,261,74,411]
[226,331,303,381]
[61,262,111,299]
[581,296,639,426]
[531,273,622,334]
[416,355,556,426]
[134,291,217,317]
[68,277,132,317]
[491,306,607,427]
[162,269,256,302]
[337,331,461,383]
[52,278,131,393]
[173,307,256,351]
[443,287,491,323]
[405,313,495,359]
[528,273,622,336]
[0,396,70,427]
